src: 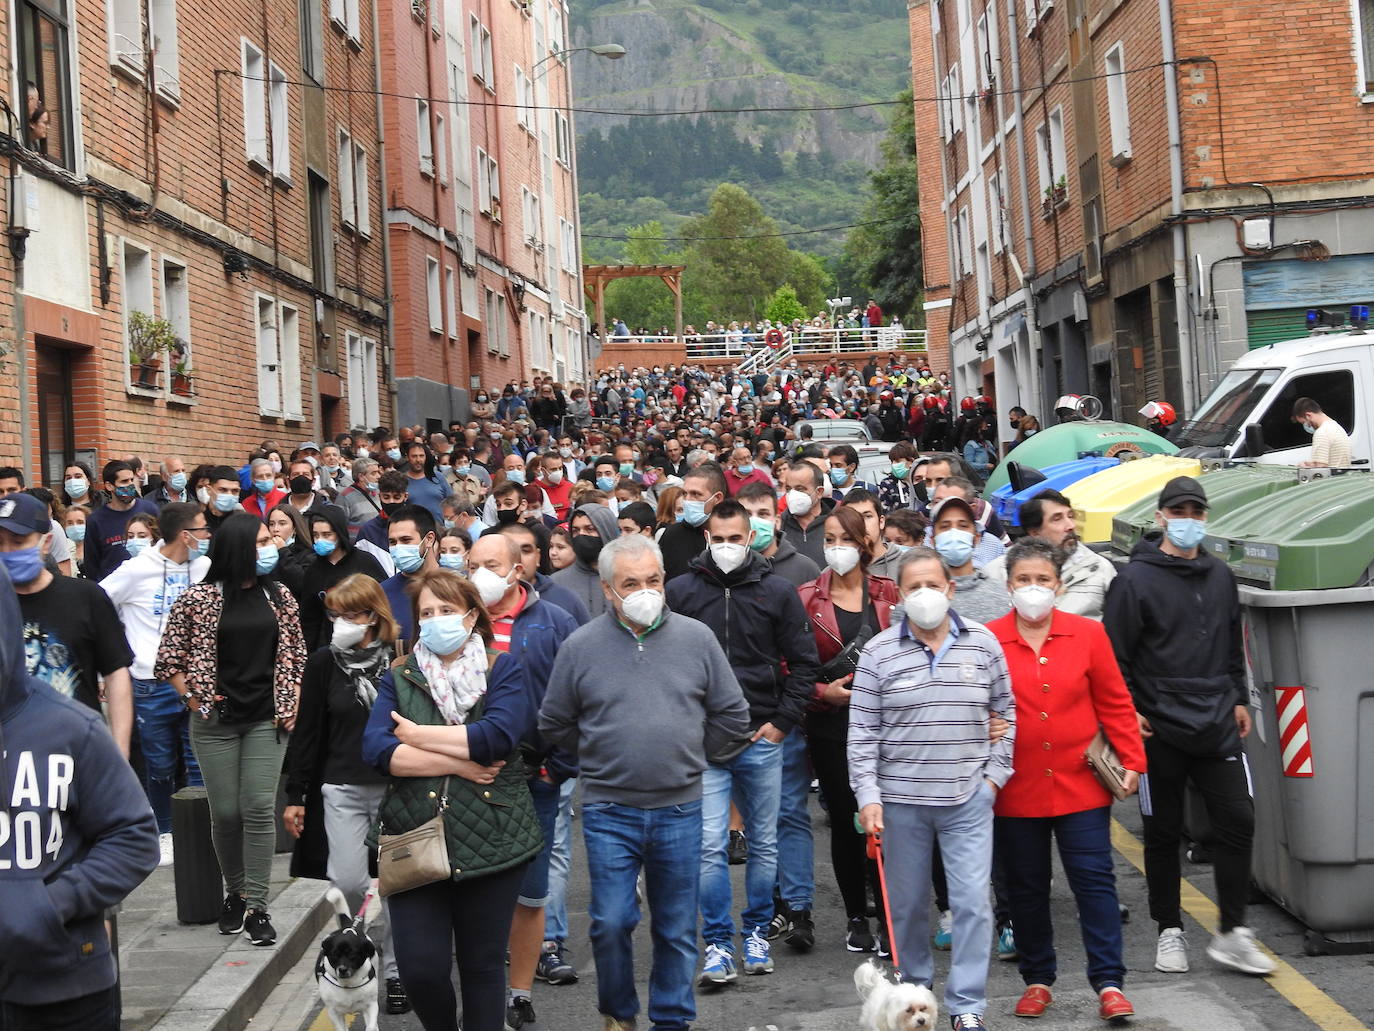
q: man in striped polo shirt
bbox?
[851,546,1015,1031]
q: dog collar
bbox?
[316,964,377,990]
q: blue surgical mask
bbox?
[596,475,616,492]
[829,468,850,487]
[254,479,275,494]
[0,546,45,585]
[934,528,975,567]
[66,523,87,543]
[681,499,709,526]
[1165,517,1208,550]
[313,538,337,557]
[386,448,403,462]
[255,544,280,575]
[454,465,471,477]
[1303,423,1316,435]
[419,612,472,655]
[213,493,237,513]
[439,553,466,571]
[737,464,754,476]
[125,537,150,556]
[169,472,188,492]
[391,543,425,574]
[507,468,526,485]
[189,534,210,558]
[65,477,89,499]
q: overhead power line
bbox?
[582,216,904,242]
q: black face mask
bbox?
[289,475,314,495]
[381,501,404,518]
[571,535,603,565]
[496,508,522,526]
[915,481,930,506]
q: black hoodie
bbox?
[1103,535,1246,756]
[0,565,159,1006]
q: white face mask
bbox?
[1010,584,1057,622]
[546,469,564,485]
[331,619,371,650]
[903,587,951,630]
[785,489,814,516]
[196,486,211,506]
[824,545,861,576]
[470,565,513,608]
[710,541,749,574]
[617,587,664,627]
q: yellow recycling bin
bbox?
[1065,455,1203,543]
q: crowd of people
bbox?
[0,354,1277,1031]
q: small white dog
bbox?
[315,887,379,1031]
[855,958,939,1031]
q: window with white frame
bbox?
[1360,0,1374,93]
[241,40,268,166]
[469,17,494,88]
[445,267,458,338]
[353,142,370,234]
[435,114,448,183]
[515,66,532,130]
[977,241,991,305]
[162,258,190,384]
[560,218,577,272]
[947,66,963,136]
[338,129,356,228]
[269,63,290,179]
[976,6,999,90]
[484,287,499,352]
[301,0,324,83]
[487,155,501,214]
[988,170,1005,253]
[548,3,564,54]
[345,331,380,428]
[1035,107,1067,201]
[123,241,154,386]
[108,0,181,96]
[426,257,443,332]
[495,293,509,355]
[957,207,972,276]
[417,98,434,176]
[330,0,360,41]
[255,295,303,418]
[476,147,492,213]
[1104,43,1132,164]
[522,188,542,246]
[554,112,571,166]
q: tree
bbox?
[764,285,807,324]
[841,88,923,323]
[681,184,794,322]
[601,222,687,330]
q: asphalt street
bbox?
[256,794,1374,1031]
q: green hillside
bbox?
[570,0,913,264]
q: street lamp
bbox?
[533,43,626,78]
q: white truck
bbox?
[1174,323,1370,466]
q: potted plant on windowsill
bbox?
[127,310,174,389]
[1042,186,1056,219]
[171,359,195,396]
[1053,174,1069,207]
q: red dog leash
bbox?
[866,831,901,972]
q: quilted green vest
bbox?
[372,653,542,882]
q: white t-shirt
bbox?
[1311,418,1352,467]
[100,544,211,679]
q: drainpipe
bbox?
[371,0,399,426]
[1158,0,1195,411]
[1005,0,1042,418]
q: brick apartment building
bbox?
[0,0,393,484]
[910,0,1374,429]
[381,0,589,431]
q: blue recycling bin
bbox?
[989,456,1121,527]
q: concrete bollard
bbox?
[172,787,224,924]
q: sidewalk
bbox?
[117,854,331,1031]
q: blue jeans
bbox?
[700,736,782,945]
[544,777,576,942]
[775,729,814,911]
[583,799,702,1031]
[995,806,1125,991]
[883,784,996,1016]
[519,777,561,907]
[132,677,202,834]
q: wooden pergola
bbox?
[583,264,686,342]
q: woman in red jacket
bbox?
[796,505,899,953]
[986,538,1146,1022]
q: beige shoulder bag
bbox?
[1084,730,1135,801]
[377,777,451,897]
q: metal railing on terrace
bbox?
[601,327,929,362]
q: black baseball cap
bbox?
[928,495,978,525]
[1158,475,1209,510]
[0,493,51,536]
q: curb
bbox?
[148,879,332,1031]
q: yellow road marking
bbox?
[307,1008,353,1031]
[1111,819,1370,1031]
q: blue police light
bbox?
[1307,309,1319,327]
[1351,305,1370,329]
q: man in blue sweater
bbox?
[380,504,440,642]
[540,534,749,1031]
[83,459,160,579]
[0,563,160,1028]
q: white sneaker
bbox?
[158,833,175,867]
[1155,926,1189,972]
[1207,927,1276,975]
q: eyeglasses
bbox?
[327,610,373,623]
[184,526,212,536]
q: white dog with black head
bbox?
[315,887,379,1031]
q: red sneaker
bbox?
[1013,985,1053,1018]
[1099,987,1135,1021]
